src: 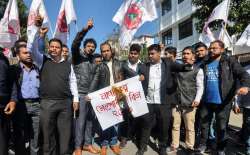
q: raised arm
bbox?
[71,19,93,64]
[28,16,48,69]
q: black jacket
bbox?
[121,60,142,79]
[139,58,190,107]
[0,53,17,107]
[91,59,124,91]
[201,54,250,104]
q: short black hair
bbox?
[147,44,161,53]
[84,38,97,48]
[194,42,207,50]
[62,44,68,49]
[93,53,102,59]
[211,40,225,49]
[165,46,177,57]
[182,46,195,54]
[100,42,112,52]
[129,44,141,53]
[49,38,63,48]
[16,44,27,54]
[14,38,27,48]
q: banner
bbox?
[0,0,20,49]
[54,0,77,44]
[88,76,148,130]
[27,0,50,47]
[113,0,158,48]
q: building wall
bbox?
[160,0,200,55]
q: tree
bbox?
[192,0,250,36]
[0,0,28,38]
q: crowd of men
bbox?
[0,16,250,155]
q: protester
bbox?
[119,43,142,148]
[137,44,192,155]
[0,46,17,155]
[169,46,204,155]
[233,62,250,155]
[28,16,79,155]
[93,53,102,65]
[198,40,250,155]
[92,41,124,155]
[164,46,177,62]
[62,44,70,61]
[71,19,100,155]
[9,43,41,155]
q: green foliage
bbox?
[0,0,28,38]
[192,0,250,36]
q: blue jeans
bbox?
[100,126,118,147]
[74,95,93,149]
[243,108,250,154]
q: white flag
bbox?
[199,0,230,46]
[54,0,77,44]
[236,24,250,47]
[27,0,50,46]
[199,24,215,47]
[218,27,232,48]
[206,0,230,24]
[0,0,20,48]
[113,0,158,48]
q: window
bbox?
[161,0,171,16]
[178,0,184,4]
[178,18,193,40]
[162,29,172,45]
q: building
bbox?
[107,34,155,60]
[159,0,199,56]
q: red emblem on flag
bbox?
[57,10,68,33]
[124,3,142,30]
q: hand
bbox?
[39,27,48,38]
[237,87,249,95]
[35,15,44,27]
[139,75,145,81]
[4,101,16,115]
[233,106,240,114]
[191,101,200,107]
[84,19,93,31]
[72,102,79,111]
[85,95,91,102]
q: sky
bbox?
[23,0,159,52]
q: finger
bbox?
[4,105,9,112]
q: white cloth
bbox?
[146,62,161,104]
[0,0,20,48]
[54,0,77,44]
[127,60,140,72]
[112,0,158,48]
[194,69,204,103]
[107,60,114,85]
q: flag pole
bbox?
[74,21,79,32]
[221,0,230,41]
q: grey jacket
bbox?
[71,28,97,95]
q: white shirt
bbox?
[146,62,162,104]
[107,60,114,85]
[194,69,204,102]
[28,35,79,103]
[127,60,141,72]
